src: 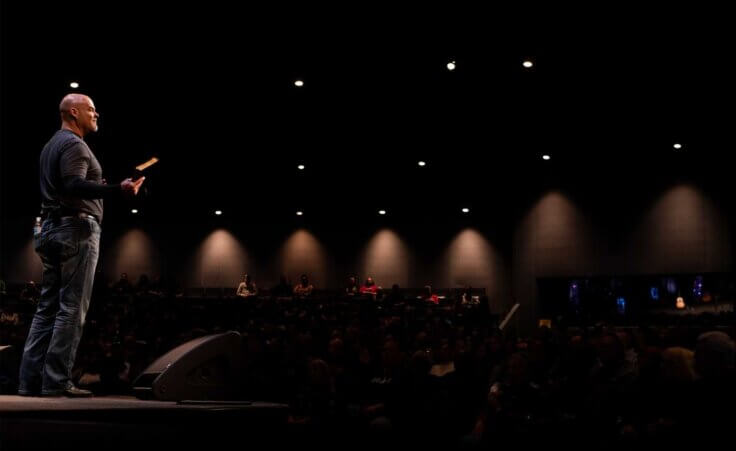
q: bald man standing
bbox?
[18,94,144,397]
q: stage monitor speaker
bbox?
[133,331,242,401]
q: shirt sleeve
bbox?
[62,176,121,199]
[59,142,90,179]
[60,143,121,199]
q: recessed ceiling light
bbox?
[378,210,386,215]
[542,154,551,160]
[298,164,305,170]
[673,143,683,150]
[418,161,426,167]
[70,82,79,88]
[522,60,534,68]
[462,208,470,213]
[215,210,222,216]
[131,209,138,214]
[294,80,304,87]
[296,211,303,216]
[447,61,456,71]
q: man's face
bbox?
[72,97,99,134]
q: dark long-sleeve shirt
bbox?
[40,129,119,222]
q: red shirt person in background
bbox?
[424,285,439,304]
[360,277,379,296]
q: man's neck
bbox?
[61,123,85,138]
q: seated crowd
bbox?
[0,273,734,447]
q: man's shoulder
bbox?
[53,129,84,144]
[45,130,87,154]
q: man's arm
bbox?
[62,176,144,198]
[60,144,144,198]
[62,175,121,199]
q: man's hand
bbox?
[121,177,145,195]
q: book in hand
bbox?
[134,157,159,180]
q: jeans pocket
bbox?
[54,223,80,259]
[60,234,79,259]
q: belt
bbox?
[74,212,99,223]
[57,212,99,223]
[42,209,100,223]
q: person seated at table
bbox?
[423,285,439,304]
[237,273,258,298]
[359,276,379,296]
[293,274,314,298]
[345,276,359,296]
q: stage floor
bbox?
[0,395,290,450]
[0,394,280,413]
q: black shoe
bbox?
[18,390,41,397]
[62,385,94,397]
[41,385,94,398]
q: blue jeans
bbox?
[18,216,101,395]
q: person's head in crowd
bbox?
[507,352,531,387]
[598,332,625,369]
[381,337,403,370]
[695,331,735,380]
[358,344,373,367]
[23,280,39,293]
[328,337,344,362]
[661,346,696,385]
[300,274,309,287]
[308,358,331,389]
[414,331,430,351]
[409,349,432,378]
[433,338,453,365]
[488,334,504,356]
[364,277,375,287]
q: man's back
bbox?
[40,129,104,221]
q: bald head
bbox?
[59,93,99,136]
[60,94,91,119]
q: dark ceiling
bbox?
[2,4,733,226]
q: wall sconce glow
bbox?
[418,161,426,167]
[296,211,303,216]
[70,82,79,88]
[215,210,222,216]
[294,80,304,87]
[462,208,470,213]
[673,143,682,150]
[542,154,551,160]
[297,164,305,170]
[447,61,456,71]
[378,210,386,215]
[194,229,249,289]
[523,60,534,68]
[131,209,138,214]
